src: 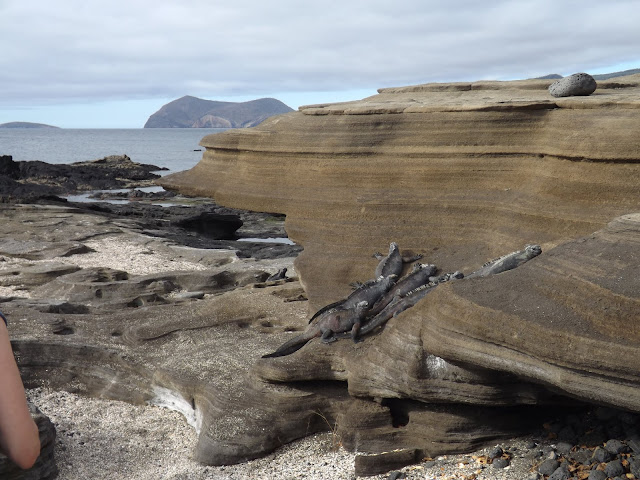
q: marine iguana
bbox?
[357,271,464,338]
[466,244,542,279]
[262,301,369,358]
[366,263,438,317]
[373,242,423,278]
[266,267,287,281]
[307,274,397,324]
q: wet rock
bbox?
[548,72,597,97]
[0,154,165,202]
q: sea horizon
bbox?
[0,127,229,174]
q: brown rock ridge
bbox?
[159,75,640,311]
[418,213,640,411]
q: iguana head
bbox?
[524,244,542,257]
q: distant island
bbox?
[144,96,293,129]
[0,121,59,129]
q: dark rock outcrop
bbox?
[0,154,166,201]
[143,96,293,128]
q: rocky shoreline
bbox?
[1,142,639,480]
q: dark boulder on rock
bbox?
[548,72,597,97]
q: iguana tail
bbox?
[262,333,313,358]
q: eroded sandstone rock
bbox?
[159,75,640,311]
[417,213,640,411]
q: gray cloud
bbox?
[1,0,639,106]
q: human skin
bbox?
[0,320,40,469]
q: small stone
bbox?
[492,457,510,469]
[525,440,538,450]
[628,438,640,453]
[538,458,561,476]
[488,446,504,459]
[629,457,640,477]
[548,464,571,480]
[568,447,592,465]
[387,471,406,480]
[556,441,574,455]
[548,72,597,97]
[603,459,625,478]
[592,446,613,463]
[587,470,607,480]
[526,473,541,480]
[604,439,630,455]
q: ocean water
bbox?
[0,128,229,174]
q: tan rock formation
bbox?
[159,75,640,311]
[418,213,640,411]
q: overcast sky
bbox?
[1,0,638,127]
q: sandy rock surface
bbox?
[26,387,543,480]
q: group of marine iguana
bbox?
[262,242,542,358]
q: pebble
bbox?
[587,470,607,480]
[603,458,625,477]
[592,446,613,463]
[488,446,504,459]
[492,457,510,469]
[538,458,560,476]
[548,464,570,480]
[604,438,629,454]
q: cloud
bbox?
[1,0,639,107]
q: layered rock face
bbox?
[155,76,639,473]
[160,75,640,311]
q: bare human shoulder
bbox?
[0,318,40,469]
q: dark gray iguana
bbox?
[357,271,464,338]
[465,244,542,279]
[373,242,423,278]
[307,274,397,324]
[366,263,438,317]
[262,300,370,358]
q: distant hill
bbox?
[534,74,563,80]
[592,68,640,80]
[0,121,59,129]
[144,96,294,128]
[534,68,640,81]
